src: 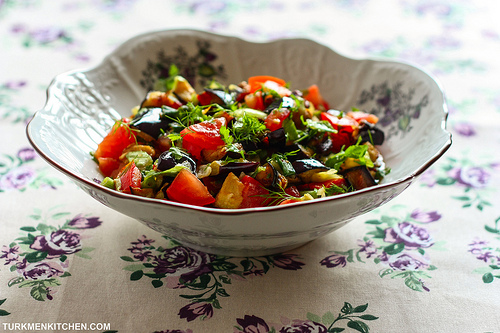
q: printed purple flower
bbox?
[384,222,434,249]
[4,80,27,89]
[320,254,347,268]
[279,319,327,333]
[67,214,102,229]
[178,302,213,322]
[468,238,489,254]
[418,169,437,187]
[153,246,214,284]
[453,122,476,137]
[29,27,69,44]
[271,254,305,270]
[235,315,270,333]
[357,239,377,258]
[410,209,442,223]
[131,235,155,247]
[22,261,65,280]
[17,147,36,162]
[30,229,82,258]
[0,245,20,265]
[475,251,495,263]
[0,165,36,190]
[447,166,490,188]
[387,252,430,271]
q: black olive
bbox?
[130,107,177,139]
[156,150,196,172]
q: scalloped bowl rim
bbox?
[26,29,452,216]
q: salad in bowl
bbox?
[93,68,389,209]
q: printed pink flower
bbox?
[153,246,214,286]
[0,166,35,190]
[410,209,442,223]
[178,302,213,322]
[271,253,305,271]
[447,166,490,188]
[30,229,82,258]
[234,315,269,333]
[67,214,102,229]
[320,254,347,268]
[387,252,430,271]
[0,245,20,265]
[22,261,65,280]
[384,222,434,249]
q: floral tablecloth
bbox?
[1,1,500,332]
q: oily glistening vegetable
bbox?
[92,66,390,208]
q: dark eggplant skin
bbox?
[156,150,196,172]
[359,121,385,146]
[291,159,329,174]
[130,107,178,139]
[267,128,286,150]
[218,161,259,175]
[202,88,236,107]
[341,165,376,190]
[281,143,310,161]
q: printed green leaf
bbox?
[20,226,37,232]
[359,314,379,320]
[60,272,72,278]
[25,251,48,263]
[452,196,471,201]
[74,252,91,259]
[383,242,404,255]
[60,254,67,262]
[379,268,393,278]
[219,274,232,284]
[51,212,71,220]
[484,225,500,234]
[216,288,230,297]
[321,311,336,326]
[330,328,345,333]
[30,285,48,301]
[347,320,369,333]
[353,303,369,313]
[0,309,10,316]
[151,280,163,288]
[79,247,95,253]
[123,264,147,272]
[436,178,455,185]
[489,265,500,270]
[210,261,238,272]
[341,302,353,314]
[364,219,382,225]
[120,256,135,262]
[306,312,322,324]
[405,275,424,291]
[130,270,144,281]
[0,299,6,306]
[482,272,494,283]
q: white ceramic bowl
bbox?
[27,29,451,256]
